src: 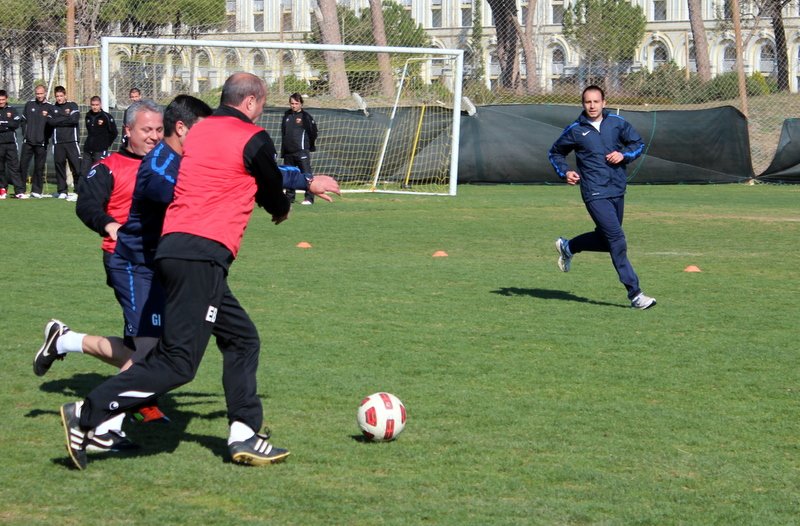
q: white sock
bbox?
[56,331,86,354]
[95,413,125,435]
[228,421,256,445]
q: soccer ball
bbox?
[357,392,407,441]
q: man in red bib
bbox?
[59,72,340,470]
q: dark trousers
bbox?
[53,142,81,194]
[284,151,313,203]
[569,196,641,300]
[19,142,47,193]
[0,142,23,193]
[79,150,107,189]
[80,257,263,432]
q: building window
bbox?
[226,0,235,12]
[282,12,293,32]
[462,7,473,26]
[552,1,565,24]
[226,14,236,32]
[652,43,668,69]
[723,45,736,72]
[759,44,775,75]
[253,13,264,32]
[722,0,733,19]
[653,0,667,20]
[552,47,565,75]
[253,0,264,12]
[431,8,442,28]
[521,6,529,23]
[688,45,697,73]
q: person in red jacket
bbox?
[59,72,340,470]
[36,100,166,453]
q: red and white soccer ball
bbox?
[357,392,407,442]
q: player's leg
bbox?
[76,257,221,434]
[106,254,170,422]
[18,143,32,194]
[30,145,46,195]
[213,284,290,465]
[297,153,314,204]
[6,144,23,195]
[284,154,298,203]
[33,318,133,376]
[52,144,68,196]
[585,197,641,300]
[65,143,82,194]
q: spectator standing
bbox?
[120,87,141,150]
[19,84,51,198]
[49,86,81,199]
[281,92,318,205]
[0,89,23,199]
[80,95,117,194]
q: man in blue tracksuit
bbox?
[548,85,656,310]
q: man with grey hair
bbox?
[42,100,168,451]
[59,73,340,470]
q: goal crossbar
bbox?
[100,36,463,196]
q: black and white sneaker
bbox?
[86,430,139,452]
[33,319,69,376]
[60,401,87,470]
[229,433,290,466]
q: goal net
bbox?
[100,36,463,196]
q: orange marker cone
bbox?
[296,241,312,249]
[432,250,448,257]
[684,265,701,272]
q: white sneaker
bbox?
[15,193,29,199]
[66,193,78,202]
[301,200,313,205]
[55,192,67,199]
[631,293,657,310]
[555,237,572,272]
[30,192,43,199]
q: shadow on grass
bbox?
[491,287,627,308]
[34,373,234,468]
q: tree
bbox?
[486,0,520,91]
[515,0,539,94]
[308,2,430,98]
[313,0,350,99]
[369,0,395,99]
[0,0,63,96]
[687,0,712,82]
[562,0,646,89]
[466,0,485,85]
[759,0,790,91]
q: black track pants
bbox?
[81,257,264,432]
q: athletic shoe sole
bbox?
[231,449,290,466]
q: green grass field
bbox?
[1,184,798,525]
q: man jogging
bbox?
[548,85,656,310]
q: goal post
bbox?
[100,36,463,196]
